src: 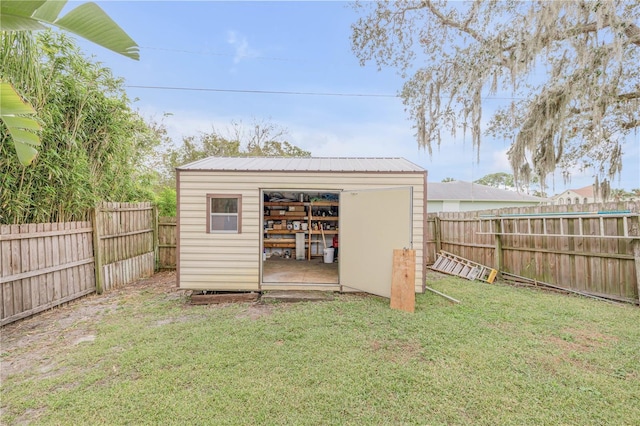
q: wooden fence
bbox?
[158,217,176,270]
[427,202,640,304]
[92,202,156,293]
[1,202,156,326]
[1,222,96,325]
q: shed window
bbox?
[207,194,241,233]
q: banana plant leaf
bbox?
[1,0,139,59]
[1,82,41,166]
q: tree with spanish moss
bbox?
[351,1,640,194]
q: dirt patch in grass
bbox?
[425,269,449,281]
[541,327,619,373]
[0,271,183,383]
[10,407,47,426]
[153,314,203,327]
[235,303,274,320]
[548,327,618,353]
[371,339,424,364]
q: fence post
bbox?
[630,214,640,306]
[91,206,104,294]
[633,240,640,306]
[434,215,442,254]
[493,219,503,273]
[152,204,159,272]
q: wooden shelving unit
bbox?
[307,201,339,260]
[264,202,305,207]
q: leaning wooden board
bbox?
[391,249,415,313]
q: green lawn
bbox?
[2,273,639,425]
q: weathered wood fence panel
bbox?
[95,202,155,292]
[158,217,176,270]
[1,202,157,325]
[0,222,95,326]
[427,202,640,304]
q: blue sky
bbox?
[68,1,639,192]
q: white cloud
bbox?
[286,120,418,158]
[226,30,256,64]
[491,148,511,171]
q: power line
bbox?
[124,84,525,101]
[124,85,399,98]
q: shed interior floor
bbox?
[262,256,338,284]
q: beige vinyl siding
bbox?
[178,170,425,292]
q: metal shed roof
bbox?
[177,156,425,173]
[428,180,548,202]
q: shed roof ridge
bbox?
[177,156,425,172]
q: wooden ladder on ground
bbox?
[430,251,498,283]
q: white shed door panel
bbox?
[340,187,412,298]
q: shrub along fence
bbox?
[427,202,640,304]
[1,202,156,326]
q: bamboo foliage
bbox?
[0,0,139,165]
[1,32,159,225]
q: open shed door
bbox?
[340,187,412,298]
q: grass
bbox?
[2,274,640,425]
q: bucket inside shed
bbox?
[323,248,334,263]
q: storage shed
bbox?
[176,157,427,297]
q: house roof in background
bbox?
[178,156,425,173]
[571,185,595,197]
[551,185,595,199]
[428,181,547,202]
